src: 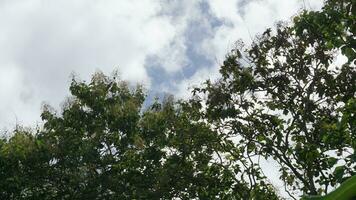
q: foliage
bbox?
[0,72,278,199]
[0,0,354,199]
[192,0,355,198]
[301,175,356,200]
[294,0,355,61]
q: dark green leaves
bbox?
[194,0,355,198]
[1,72,272,199]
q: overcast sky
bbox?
[0,0,323,129]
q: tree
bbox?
[0,129,53,199]
[192,0,355,198]
[0,72,278,199]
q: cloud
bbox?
[148,0,207,73]
[202,0,304,62]
[0,0,179,128]
[0,0,324,131]
[174,0,324,98]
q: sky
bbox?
[0,0,324,196]
[0,0,324,130]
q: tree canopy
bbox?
[192,0,355,198]
[0,0,355,199]
[0,72,277,199]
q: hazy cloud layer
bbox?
[0,0,323,129]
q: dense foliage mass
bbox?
[0,73,277,199]
[192,0,355,198]
[0,0,354,199]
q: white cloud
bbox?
[207,0,240,22]
[202,0,304,63]
[0,0,325,132]
[175,0,324,98]
[0,0,179,128]
[174,65,220,99]
[150,0,205,73]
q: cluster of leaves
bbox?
[294,0,355,60]
[0,72,278,199]
[192,0,355,198]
